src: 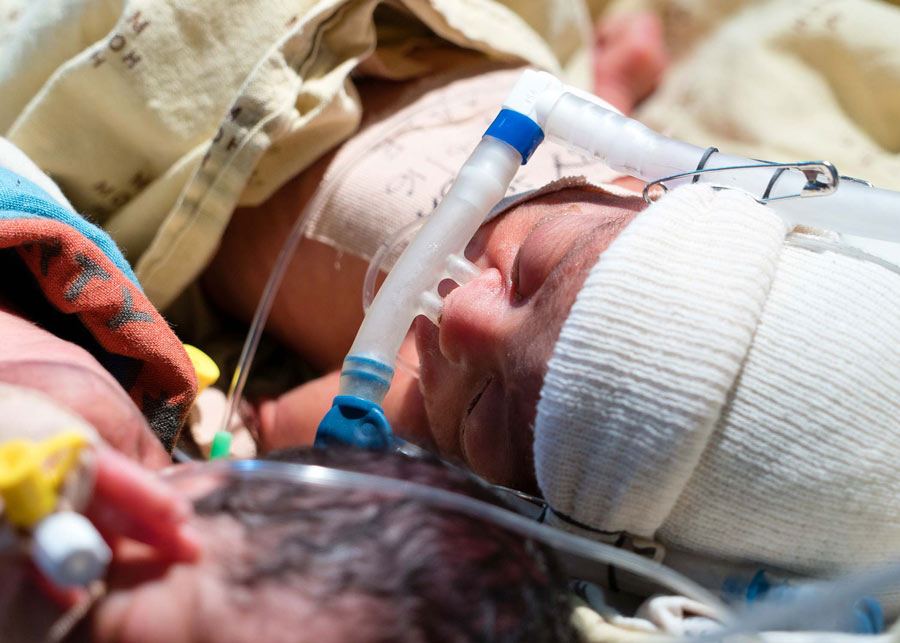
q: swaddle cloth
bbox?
[611,0,900,191]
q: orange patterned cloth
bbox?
[0,166,196,450]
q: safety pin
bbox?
[643,160,840,205]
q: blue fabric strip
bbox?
[0,167,141,289]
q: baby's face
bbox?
[415,187,643,491]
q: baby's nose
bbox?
[438,267,509,367]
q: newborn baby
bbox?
[0,11,666,461]
[194,11,900,605]
[4,2,900,616]
[413,184,643,491]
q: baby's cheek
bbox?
[460,379,517,486]
[419,378,468,461]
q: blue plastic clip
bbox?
[723,570,884,635]
[315,395,393,450]
[484,109,544,164]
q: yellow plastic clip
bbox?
[183,344,220,394]
[0,431,87,528]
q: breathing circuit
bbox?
[315,69,900,448]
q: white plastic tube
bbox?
[339,136,520,404]
[527,72,900,241]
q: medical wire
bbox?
[162,458,730,619]
[219,203,309,435]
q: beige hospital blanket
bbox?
[604,0,900,191]
[0,0,593,310]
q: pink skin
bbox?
[5,471,210,643]
[415,188,644,491]
[87,448,201,562]
[0,305,169,469]
[593,12,668,114]
[0,448,200,638]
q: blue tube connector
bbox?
[484,109,544,164]
[316,356,394,449]
[315,395,393,449]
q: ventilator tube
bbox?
[318,69,900,447]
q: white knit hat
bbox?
[533,182,900,579]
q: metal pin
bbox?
[643,160,840,205]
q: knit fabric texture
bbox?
[534,183,900,579]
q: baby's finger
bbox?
[86,448,200,561]
[88,501,201,563]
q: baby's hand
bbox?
[86,447,200,562]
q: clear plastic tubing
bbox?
[536,81,900,241]
[362,217,426,379]
[166,459,900,634]
[338,136,516,406]
[219,200,314,434]
[163,458,730,619]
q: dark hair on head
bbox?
[194,447,573,643]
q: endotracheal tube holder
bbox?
[316,69,900,448]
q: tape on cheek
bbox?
[485,176,631,223]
